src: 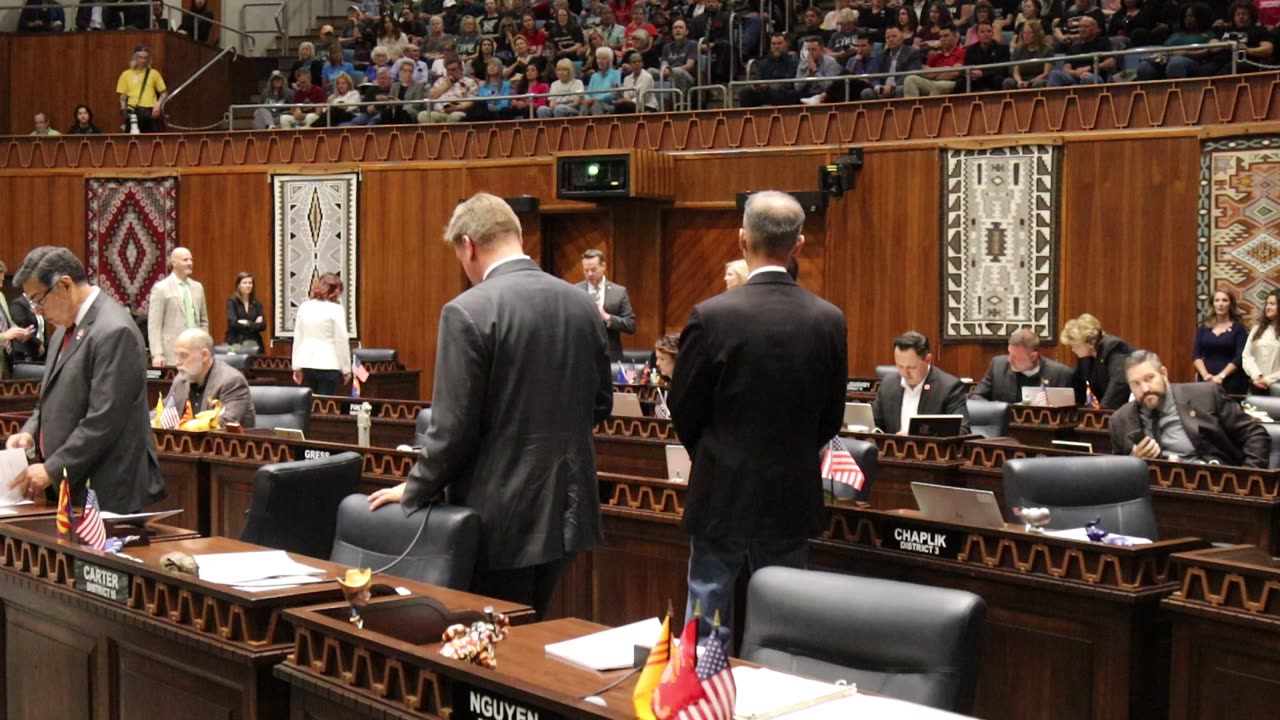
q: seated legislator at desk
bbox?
[871,331,970,435]
[168,329,255,427]
[1061,312,1133,409]
[971,327,1074,403]
[1110,349,1270,467]
[5,247,165,512]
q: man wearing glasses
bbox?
[4,247,165,513]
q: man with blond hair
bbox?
[369,193,612,619]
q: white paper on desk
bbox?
[1043,527,1151,545]
[544,617,662,671]
[0,448,30,506]
[194,550,326,585]
[732,668,972,720]
[232,575,327,592]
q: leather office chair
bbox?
[742,567,986,714]
[220,353,249,370]
[621,349,650,365]
[240,451,362,559]
[249,386,313,433]
[213,344,231,355]
[329,494,481,590]
[413,408,433,447]
[874,365,898,381]
[1265,424,1280,469]
[1270,385,1280,398]
[1244,395,1280,419]
[354,348,397,364]
[1002,456,1159,539]
[10,362,45,380]
[966,399,1010,439]
[828,437,877,505]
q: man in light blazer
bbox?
[369,194,613,620]
[6,247,165,513]
[168,329,255,427]
[148,246,208,367]
[577,248,636,362]
[872,331,971,435]
[972,327,1076,404]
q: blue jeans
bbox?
[685,534,808,648]
[1046,69,1104,87]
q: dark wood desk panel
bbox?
[0,381,39,415]
[1006,405,1080,447]
[842,432,976,510]
[307,395,428,448]
[1074,408,1115,453]
[247,357,422,401]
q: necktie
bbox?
[180,281,196,328]
[1148,408,1162,448]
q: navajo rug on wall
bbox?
[271,173,359,340]
[85,177,178,314]
[1198,136,1280,320]
[941,145,1059,343]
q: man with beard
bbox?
[167,329,255,427]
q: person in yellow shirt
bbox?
[116,46,168,132]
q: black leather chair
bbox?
[354,348,397,364]
[329,494,481,590]
[240,451,362,559]
[249,386,313,434]
[215,343,261,356]
[220,353,249,370]
[10,363,45,380]
[1244,395,1280,419]
[1002,455,1159,539]
[828,437,877,505]
[874,365,898,381]
[1270,384,1280,397]
[966,399,1009,438]
[1264,424,1280,469]
[621,349,650,365]
[742,567,986,714]
[413,408,433,447]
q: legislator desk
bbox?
[1162,545,1280,719]
[0,380,39,414]
[812,504,1206,720]
[245,356,422,401]
[1005,404,1081,447]
[306,395,426,448]
[1074,407,1115,453]
[841,431,978,510]
[962,439,1280,553]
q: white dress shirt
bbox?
[587,277,607,308]
[74,286,101,327]
[747,265,788,279]
[481,254,531,281]
[899,373,927,432]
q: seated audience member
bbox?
[896,5,920,47]
[580,0,606,28]
[861,0,895,42]
[1107,0,1159,46]
[67,104,102,134]
[822,0,854,30]
[940,0,974,28]
[1243,290,1280,394]
[692,0,732,82]
[790,7,829,51]
[1217,1,1275,72]
[966,1,1010,44]
[1051,0,1105,48]
[723,259,748,290]
[828,9,862,65]
[365,44,396,82]
[862,27,923,99]
[549,7,588,64]
[20,0,66,31]
[402,44,432,83]
[253,71,294,129]
[661,18,699,98]
[582,47,622,114]
[652,332,680,383]
[348,66,395,125]
[509,61,550,117]
[322,44,357,90]
[456,15,483,63]
[400,7,428,41]
[1136,2,1215,80]
[1046,16,1113,86]
[796,36,844,105]
[279,70,328,128]
[964,20,1011,90]
[473,58,515,119]
[1005,20,1053,88]
[478,0,503,36]
[518,12,548,54]
[338,6,364,61]
[847,34,886,76]
[178,0,215,43]
[1060,313,1133,409]
[1110,350,1270,468]
[871,331,971,435]
[917,3,950,51]
[290,42,326,89]
[594,6,627,52]
[739,33,800,106]
[422,58,479,122]
[169,329,256,428]
[440,0,462,35]
[471,37,501,79]
[313,71,363,126]
[430,38,462,81]
[381,59,429,123]
[150,1,172,30]
[904,25,966,96]
[972,327,1074,403]
[30,112,60,137]
[537,58,585,117]
[624,3,658,49]
[377,14,412,59]
[629,29,661,70]
[422,14,454,59]
[616,52,659,111]
[1193,289,1249,396]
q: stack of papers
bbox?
[194,550,327,590]
[732,667,970,719]
[0,448,30,507]
[544,617,663,671]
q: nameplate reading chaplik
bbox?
[451,682,561,720]
[74,559,131,603]
[886,522,964,560]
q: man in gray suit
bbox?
[6,247,165,513]
[148,246,208,367]
[369,193,612,619]
[169,329,255,427]
[577,248,636,362]
[972,327,1076,404]
[860,27,922,100]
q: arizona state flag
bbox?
[180,400,194,424]
[55,472,74,538]
[1084,381,1101,410]
[652,618,706,718]
[633,615,671,720]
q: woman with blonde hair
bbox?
[1060,313,1134,409]
[723,259,748,290]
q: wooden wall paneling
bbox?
[662,208,740,333]
[610,201,664,351]
[85,31,163,137]
[544,212,611,285]
[0,175,86,270]
[9,33,86,136]
[671,150,834,207]
[463,161,558,269]
[0,35,10,135]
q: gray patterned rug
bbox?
[272,173,359,340]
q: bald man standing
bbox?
[168,329,255,427]
[148,247,208,367]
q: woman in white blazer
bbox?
[291,272,352,396]
[1243,290,1280,395]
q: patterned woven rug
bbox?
[85,177,179,314]
[271,173,359,339]
[1198,136,1280,319]
[941,145,1059,342]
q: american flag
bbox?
[675,628,736,720]
[615,365,631,385]
[1084,381,1100,410]
[821,436,866,490]
[1031,384,1050,407]
[76,485,108,550]
[158,395,180,429]
[654,389,671,420]
[351,354,371,397]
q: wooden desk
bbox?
[1006,404,1080,447]
[1163,545,1280,719]
[246,356,422,401]
[306,395,428,448]
[841,432,977,510]
[0,380,39,415]
[1074,407,1115,453]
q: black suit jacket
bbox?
[9,298,45,362]
[576,279,636,362]
[872,365,971,435]
[1109,382,1271,468]
[225,297,266,351]
[669,271,847,540]
[1074,334,1133,409]
[971,355,1075,404]
[402,258,613,571]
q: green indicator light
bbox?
[586,163,601,177]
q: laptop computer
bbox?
[907,415,965,437]
[911,482,1006,529]
[665,445,691,483]
[1020,386,1076,407]
[612,392,645,418]
[843,402,875,432]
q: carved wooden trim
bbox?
[1149,461,1280,500]
[311,396,431,421]
[612,384,663,402]
[1076,408,1114,432]
[0,380,41,397]
[362,452,417,479]
[1008,405,1078,428]
[154,429,207,454]
[965,441,1075,471]
[595,417,677,441]
[0,534,76,586]
[1173,566,1280,616]
[847,432,974,464]
[127,575,293,647]
[290,625,445,713]
[203,434,294,464]
[0,416,27,436]
[601,477,686,517]
[248,356,401,374]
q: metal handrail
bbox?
[2,1,257,53]
[163,44,236,127]
[239,2,286,55]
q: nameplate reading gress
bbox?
[74,559,131,603]
[452,681,561,720]
[886,522,965,560]
[294,447,332,462]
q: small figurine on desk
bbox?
[439,607,511,669]
[356,402,372,447]
[337,568,374,628]
[1014,506,1052,533]
[1085,519,1138,546]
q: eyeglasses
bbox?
[24,280,62,310]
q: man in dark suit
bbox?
[576,248,636,362]
[369,194,612,619]
[972,328,1075,404]
[1110,350,1270,468]
[861,27,922,99]
[872,331,971,435]
[8,295,45,363]
[5,247,165,512]
[669,191,848,640]
[168,329,255,428]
